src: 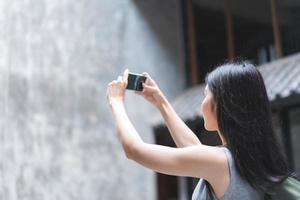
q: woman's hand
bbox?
[107,69,129,106]
[135,73,166,108]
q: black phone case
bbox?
[126,73,147,91]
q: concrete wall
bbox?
[0,0,184,199]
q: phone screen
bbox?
[126,73,147,91]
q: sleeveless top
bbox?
[191,147,263,200]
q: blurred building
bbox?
[152,0,300,200]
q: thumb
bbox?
[142,72,156,86]
[134,91,143,96]
[123,68,129,84]
[143,83,157,93]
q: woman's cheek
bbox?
[202,101,211,130]
[200,100,205,117]
[201,98,209,119]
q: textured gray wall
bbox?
[0,0,184,199]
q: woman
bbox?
[106,62,290,200]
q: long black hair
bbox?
[205,62,290,192]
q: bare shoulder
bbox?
[177,144,228,179]
[202,146,230,198]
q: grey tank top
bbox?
[191,147,263,200]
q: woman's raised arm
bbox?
[135,73,201,148]
[106,74,225,180]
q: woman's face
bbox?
[201,85,219,131]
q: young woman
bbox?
[106,62,290,200]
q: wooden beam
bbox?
[224,0,235,60]
[186,0,198,86]
[271,0,283,58]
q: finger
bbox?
[123,69,129,83]
[117,76,122,82]
[143,83,156,92]
[108,81,115,87]
[145,77,151,84]
[134,91,143,96]
[142,72,152,82]
[142,73,155,85]
[142,72,149,76]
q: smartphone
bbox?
[126,72,147,91]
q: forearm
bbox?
[110,100,143,157]
[158,97,201,148]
